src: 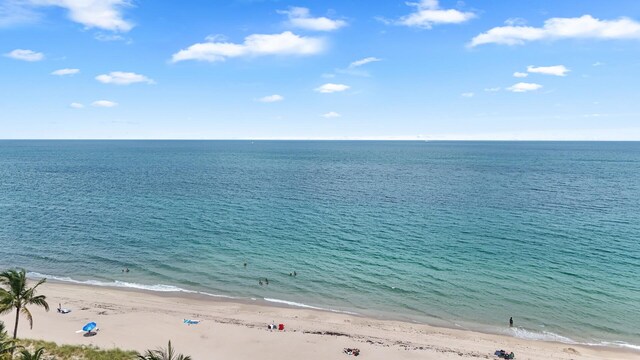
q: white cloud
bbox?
[28,0,133,32]
[470,15,640,46]
[0,0,41,27]
[484,87,501,92]
[94,33,127,42]
[171,31,325,63]
[258,94,284,103]
[51,68,79,76]
[592,61,604,67]
[507,82,543,93]
[398,0,475,29]
[349,57,381,68]
[527,65,570,76]
[504,17,527,26]
[278,7,346,31]
[4,49,44,61]
[92,100,118,107]
[205,34,227,42]
[334,57,383,77]
[96,71,155,85]
[322,111,341,118]
[513,72,528,78]
[315,83,350,93]
[461,92,474,97]
[69,102,84,108]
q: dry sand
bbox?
[1,282,636,360]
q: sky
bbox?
[1,0,640,140]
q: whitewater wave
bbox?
[588,341,640,351]
[264,298,358,315]
[509,327,577,343]
[507,327,640,351]
[27,272,235,299]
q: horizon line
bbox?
[2,138,640,142]
[0,138,640,142]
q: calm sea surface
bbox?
[0,141,638,349]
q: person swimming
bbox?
[259,280,263,286]
[265,278,269,285]
[509,317,513,327]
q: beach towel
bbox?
[184,319,201,325]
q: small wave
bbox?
[263,298,358,315]
[27,272,234,299]
[508,327,640,351]
[588,341,640,351]
[509,327,577,343]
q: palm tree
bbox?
[19,347,45,360]
[0,269,49,339]
[137,341,192,360]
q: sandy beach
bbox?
[0,282,636,360]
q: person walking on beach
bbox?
[509,317,513,327]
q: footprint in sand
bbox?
[563,347,580,355]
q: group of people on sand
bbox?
[495,349,515,359]
[343,348,360,356]
[267,322,284,331]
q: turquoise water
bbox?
[0,141,638,349]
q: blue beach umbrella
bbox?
[82,322,97,332]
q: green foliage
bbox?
[0,269,50,339]
[0,320,17,358]
[137,341,192,360]
[17,339,138,360]
[19,347,45,360]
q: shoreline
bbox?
[1,281,637,360]
[32,273,639,351]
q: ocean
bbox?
[0,140,638,349]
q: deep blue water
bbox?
[0,141,638,349]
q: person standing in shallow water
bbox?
[509,317,513,327]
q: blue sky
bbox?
[1,0,640,140]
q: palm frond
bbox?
[19,346,45,360]
[0,290,15,315]
[21,307,34,329]
[137,341,191,360]
[26,296,49,311]
[0,337,18,355]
